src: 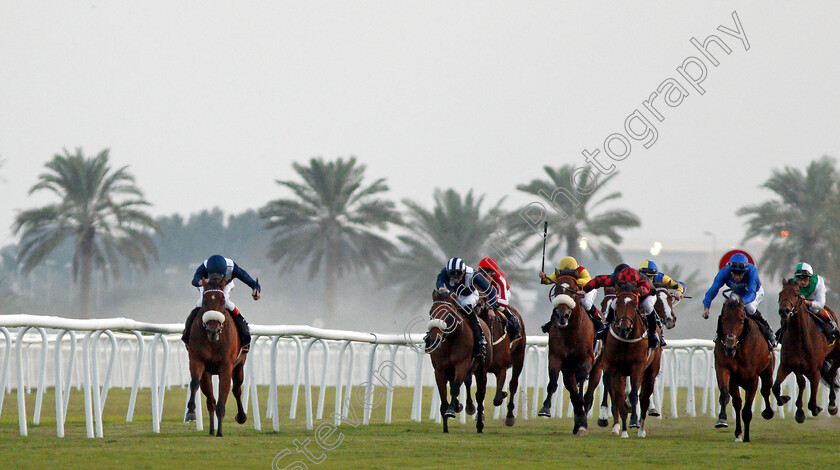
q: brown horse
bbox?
[427,291,491,433]
[185,274,248,437]
[464,302,526,427]
[714,295,775,442]
[774,279,840,422]
[536,275,601,435]
[602,290,661,438]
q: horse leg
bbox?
[716,367,730,428]
[599,370,611,428]
[464,374,475,416]
[611,374,628,438]
[742,378,758,443]
[505,346,524,426]
[185,360,204,422]
[232,361,247,424]
[794,372,807,423]
[199,373,216,436]
[760,362,775,420]
[628,366,642,430]
[493,367,508,407]
[449,362,470,417]
[731,381,743,442]
[475,368,488,434]
[773,362,792,406]
[215,367,232,437]
[807,369,823,417]
[638,367,655,438]
[434,369,450,433]
[539,367,560,418]
[562,371,585,435]
[584,359,602,417]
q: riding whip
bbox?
[541,220,548,273]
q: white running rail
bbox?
[0,315,817,438]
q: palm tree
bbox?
[511,165,640,265]
[390,188,519,309]
[258,157,402,320]
[737,156,840,283]
[12,148,159,318]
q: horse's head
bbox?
[613,291,641,340]
[203,274,228,311]
[426,290,460,352]
[202,310,226,342]
[655,288,677,330]
[551,294,576,328]
[778,278,803,321]
[720,295,746,358]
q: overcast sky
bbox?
[2,2,839,255]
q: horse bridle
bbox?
[202,288,227,329]
[610,292,647,343]
[778,290,803,317]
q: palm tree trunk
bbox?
[79,232,94,319]
[324,235,338,326]
[566,233,580,261]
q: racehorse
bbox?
[774,279,840,422]
[601,290,662,438]
[714,294,775,442]
[464,301,526,427]
[185,274,248,437]
[426,290,492,433]
[536,274,601,435]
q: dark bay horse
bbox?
[536,275,601,435]
[602,291,661,438]
[464,302,526,427]
[774,279,840,422]
[185,274,248,437]
[714,295,775,442]
[427,291,491,433]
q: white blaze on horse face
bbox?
[659,291,673,319]
[624,297,633,305]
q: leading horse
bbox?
[537,274,601,435]
[602,290,661,438]
[714,294,775,442]
[185,274,248,436]
[427,290,492,433]
[774,279,840,422]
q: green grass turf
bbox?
[0,385,838,469]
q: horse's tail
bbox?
[820,359,840,389]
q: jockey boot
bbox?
[716,314,724,342]
[595,307,614,340]
[749,310,777,349]
[541,311,556,334]
[423,331,432,348]
[587,305,605,332]
[504,308,521,341]
[467,313,487,357]
[815,314,839,343]
[182,307,201,347]
[646,313,660,349]
[230,308,251,353]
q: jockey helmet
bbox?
[613,263,630,275]
[727,253,749,273]
[638,260,658,276]
[205,255,228,275]
[446,257,466,277]
[478,257,501,274]
[617,267,641,286]
[558,256,579,271]
[794,262,813,278]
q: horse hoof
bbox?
[493,398,504,407]
[235,413,247,424]
[185,412,196,423]
[778,395,791,406]
[576,427,588,436]
[638,429,646,438]
[715,419,728,428]
[735,435,743,443]
[795,409,806,423]
[505,417,516,427]
[216,432,223,438]
[762,408,775,420]
[829,405,838,416]
[597,418,609,428]
[811,406,823,417]
[611,424,620,436]
[629,419,639,429]
[455,403,464,413]
[466,403,476,416]
[538,407,551,418]
[620,431,629,439]
[648,408,660,417]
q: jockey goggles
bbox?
[448,269,464,278]
[794,271,812,279]
[728,262,748,272]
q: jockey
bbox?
[638,260,685,299]
[584,266,661,349]
[435,257,498,357]
[181,254,261,353]
[702,253,776,348]
[538,256,604,336]
[477,257,521,341]
[777,262,839,342]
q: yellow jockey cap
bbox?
[558,256,579,271]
